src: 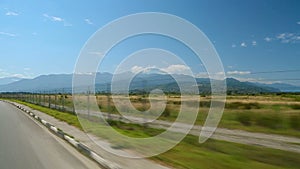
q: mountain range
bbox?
[0,72,299,94]
[0,77,25,85]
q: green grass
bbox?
[281,94,300,101]
[7,99,300,169]
[89,117,300,169]
[192,106,300,138]
[154,135,300,169]
[216,111,300,138]
[290,115,300,131]
[12,100,82,130]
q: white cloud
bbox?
[276,32,299,43]
[234,41,255,48]
[130,65,157,74]
[297,21,300,25]
[264,37,272,42]
[233,77,260,82]
[0,31,16,37]
[130,64,191,75]
[276,33,286,40]
[84,18,93,25]
[195,72,209,78]
[240,42,247,47]
[233,77,281,84]
[5,11,19,16]
[43,13,72,27]
[227,71,251,75]
[74,72,94,75]
[161,64,190,74]
[130,65,226,80]
[52,16,63,22]
[131,66,145,73]
[265,33,300,44]
[11,74,27,78]
[0,69,31,78]
[43,13,64,22]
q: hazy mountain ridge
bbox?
[0,72,298,94]
[0,77,25,85]
[253,82,300,92]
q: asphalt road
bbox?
[0,101,101,169]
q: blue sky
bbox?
[0,0,300,85]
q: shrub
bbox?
[226,102,243,109]
[236,112,252,126]
[172,101,181,105]
[226,102,261,110]
[291,104,300,110]
[199,101,211,107]
[256,114,283,129]
[290,115,300,130]
[162,106,171,117]
[107,119,120,127]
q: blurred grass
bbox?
[154,135,300,169]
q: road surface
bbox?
[0,101,101,169]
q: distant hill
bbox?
[0,72,296,94]
[147,78,280,95]
[0,74,73,92]
[0,73,112,93]
[254,82,300,92]
[226,78,280,94]
[0,77,24,85]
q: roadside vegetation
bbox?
[5,93,300,138]
[4,94,300,169]
[97,94,300,137]
[12,99,82,129]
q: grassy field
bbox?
[94,94,300,137]
[8,98,300,169]
[9,93,300,138]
